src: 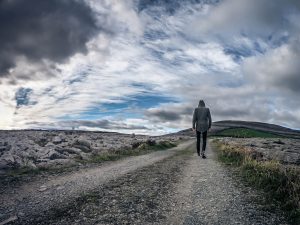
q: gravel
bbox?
[0,139,290,225]
[167,141,289,225]
[0,140,194,225]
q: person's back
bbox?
[192,100,212,158]
[193,106,211,132]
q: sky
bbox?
[0,0,300,135]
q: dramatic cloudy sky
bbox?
[0,0,300,134]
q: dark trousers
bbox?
[196,131,207,155]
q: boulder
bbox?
[52,136,62,144]
[0,153,15,169]
[73,139,92,153]
[47,150,67,160]
[36,137,48,147]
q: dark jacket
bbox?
[192,101,212,132]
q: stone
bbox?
[56,147,82,155]
[73,139,92,153]
[0,154,15,169]
[47,150,67,160]
[52,136,62,144]
[36,137,48,147]
[38,185,47,192]
[0,146,7,153]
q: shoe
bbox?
[202,153,206,159]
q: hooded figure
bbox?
[192,100,212,158]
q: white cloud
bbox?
[243,38,300,93]
[1,0,300,133]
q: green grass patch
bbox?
[214,128,282,138]
[213,140,300,224]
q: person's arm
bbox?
[208,108,212,129]
[192,108,197,130]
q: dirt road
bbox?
[0,140,289,225]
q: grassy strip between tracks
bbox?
[212,139,300,224]
[87,140,178,163]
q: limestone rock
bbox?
[0,153,15,169]
[73,139,92,153]
[52,136,62,144]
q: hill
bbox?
[176,120,300,139]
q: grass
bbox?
[214,128,283,138]
[89,140,178,164]
[213,139,300,224]
[4,163,80,179]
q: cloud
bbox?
[1,0,300,133]
[187,0,300,40]
[243,38,300,93]
[0,0,98,78]
[144,103,195,129]
[145,109,181,121]
[60,119,149,130]
[26,119,149,131]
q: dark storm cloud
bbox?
[145,106,193,122]
[147,110,181,121]
[138,0,218,14]
[0,0,98,77]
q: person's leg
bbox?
[196,131,201,156]
[202,131,207,151]
[201,131,208,158]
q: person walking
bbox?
[192,100,212,158]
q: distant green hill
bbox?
[213,127,282,138]
[176,120,300,139]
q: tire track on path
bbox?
[167,140,288,225]
[0,140,194,224]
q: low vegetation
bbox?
[213,139,300,224]
[2,140,178,181]
[88,140,177,163]
[214,128,282,138]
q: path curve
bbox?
[0,140,194,224]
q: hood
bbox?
[198,100,205,107]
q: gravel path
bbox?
[0,140,194,224]
[0,139,290,225]
[166,141,289,225]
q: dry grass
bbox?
[213,139,300,224]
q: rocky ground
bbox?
[0,130,185,172]
[215,137,300,165]
[0,140,290,225]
